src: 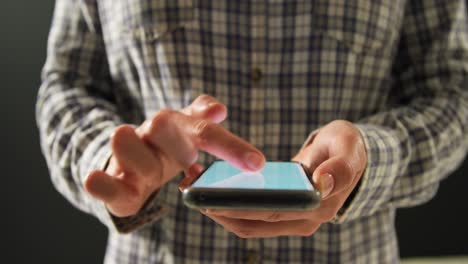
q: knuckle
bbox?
[331,119,354,128]
[328,119,343,127]
[195,94,214,104]
[329,120,359,141]
[148,109,176,134]
[193,119,215,144]
[342,130,359,144]
[328,119,348,130]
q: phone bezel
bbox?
[182,161,321,211]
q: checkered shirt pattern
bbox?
[37,0,468,263]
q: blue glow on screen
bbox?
[192,161,313,190]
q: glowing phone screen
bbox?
[192,161,313,190]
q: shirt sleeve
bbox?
[332,0,468,223]
[36,0,168,233]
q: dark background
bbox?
[1,1,467,263]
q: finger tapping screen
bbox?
[193,161,314,190]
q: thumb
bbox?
[181,94,227,123]
[179,163,204,191]
[312,156,355,199]
[85,170,143,217]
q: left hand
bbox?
[189,120,367,238]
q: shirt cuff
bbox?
[110,190,171,233]
[330,123,402,223]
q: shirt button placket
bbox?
[250,70,265,149]
[249,3,266,151]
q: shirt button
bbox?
[246,250,259,264]
[251,67,263,83]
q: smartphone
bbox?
[182,161,321,211]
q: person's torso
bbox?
[97,0,405,263]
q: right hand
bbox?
[84,95,265,217]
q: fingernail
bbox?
[244,152,264,171]
[178,177,191,192]
[319,173,334,199]
[178,184,186,192]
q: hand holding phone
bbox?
[182,161,321,211]
[183,120,367,239]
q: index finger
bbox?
[187,118,265,171]
[142,111,265,172]
[180,94,227,124]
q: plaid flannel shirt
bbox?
[37,0,468,263]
